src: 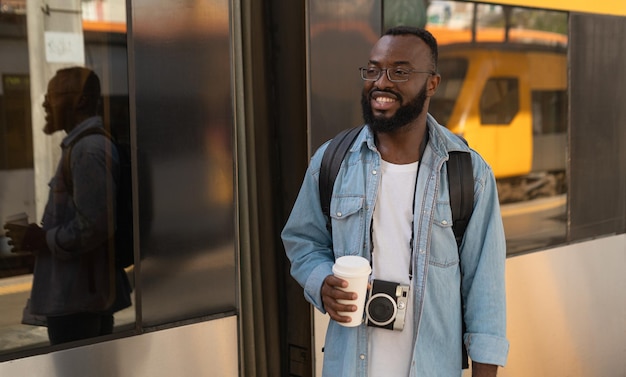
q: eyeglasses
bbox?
[359,66,436,83]
[44,91,80,102]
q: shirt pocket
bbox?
[330,195,365,258]
[429,201,460,268]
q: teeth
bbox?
[375,97,395,103]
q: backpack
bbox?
[62,127,135,268]
[319,125,473,369]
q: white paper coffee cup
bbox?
[5,212,28,226]
[332,255,371,327]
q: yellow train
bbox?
[429,32,568,202]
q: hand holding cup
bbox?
[4,213,46,253]
[327,256,371,327]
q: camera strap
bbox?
[406,131,429,280]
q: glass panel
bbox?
[429,58,468,127]
[0,0,134,356]
[426,1,569,255]
[131,0,236,326]
[309,0,381,150]
[569,13,626,240]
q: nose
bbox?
[374,68,393,88]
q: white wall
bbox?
[501,235,626,376]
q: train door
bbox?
[527,50,568,174]
[444,48,532,179]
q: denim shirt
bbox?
[282,115,509,376]
[31,116,121,316]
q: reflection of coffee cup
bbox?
[332,255,371,327]
[5,212,28,226]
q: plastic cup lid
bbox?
[332,255,371,277]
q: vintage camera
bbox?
[365,279,410,331]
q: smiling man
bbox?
[4,67,131,345]
[282,26,509,376]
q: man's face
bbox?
[362,80,428,133]
[42,75,80,135]
[360,34,439,133]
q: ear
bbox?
[426,73,441,97]
[74,94,98,116]
[75,94,89,110]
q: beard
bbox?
[361,82,428,134]
[43,120,56,135]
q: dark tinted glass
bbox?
[429,58,469,126]
[480,78,519,125]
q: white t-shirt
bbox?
[368,159,418,377]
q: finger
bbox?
[325,302,355,322]
[322,289,359,320]
[329,311,355,323]
[325,275,349,289]
[322,280,357,301]
[4,223,27,232]
[326,301,358,323]
[322,290,357,310]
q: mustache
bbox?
[367,88,403,102]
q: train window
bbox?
[532,90,567,134]
[0,75,33,169]
[480,78,519,125]
[429,58,469,127]
[422,1,569,255]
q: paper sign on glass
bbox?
[44,31,85,64]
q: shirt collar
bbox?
[61,116,103,148]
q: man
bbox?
[4,67,131,345]
[282,27,509,376]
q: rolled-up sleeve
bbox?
[461,156,510,366]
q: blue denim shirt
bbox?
[282,115,509,376]
[31,116,121,316]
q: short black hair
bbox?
[55,67,101,115]
[383,26,438,70]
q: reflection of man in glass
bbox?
[3,67,131,345]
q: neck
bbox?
[375,117,428,164]
[64,114,93,133]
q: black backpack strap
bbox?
[319,126,363,231]
[62,127,111,194]
[447,149,474,370]
[448,151,474,249]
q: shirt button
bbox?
[336,212,342,217]
[360,354,366,360]
[372,170,377,175]
[441,220,448,225]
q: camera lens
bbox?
[370,297,394,320]
[366,293,397,326]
